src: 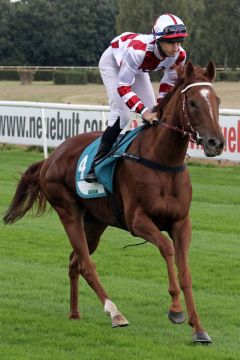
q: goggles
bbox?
[154,24,187,37]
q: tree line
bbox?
[0,0,239,68]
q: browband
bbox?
[181,82,213,94]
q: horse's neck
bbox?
[143,92,189,166]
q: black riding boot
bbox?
[84,117,121,183]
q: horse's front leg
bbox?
[128,207,184,322]
[171,216,212,343]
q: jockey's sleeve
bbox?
[157,68,178,101]
[116,50,147,116]
[157,49,186,102]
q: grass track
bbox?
[0,148,240,360]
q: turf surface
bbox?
[1,147,240,360]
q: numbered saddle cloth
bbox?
[75,126,145,198]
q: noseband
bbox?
[158,81,213,144]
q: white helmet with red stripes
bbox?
[152,13,188,42]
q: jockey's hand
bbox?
[142,109,159,125]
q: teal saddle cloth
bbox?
[75,126,145,198]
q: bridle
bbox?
[122,81,214,174]
[157,81,213,144]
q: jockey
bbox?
[85,13,189,182]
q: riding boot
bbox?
[84,117,121,183]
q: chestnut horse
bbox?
[3,60,224,343]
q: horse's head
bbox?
[180,60,224,157]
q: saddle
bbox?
[75,126,145,198]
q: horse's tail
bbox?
[3,160,47,224]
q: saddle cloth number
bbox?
[78,155,88,180]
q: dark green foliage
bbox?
[116,0,240,68]
[85,69,103,84]
[53,68,103,84]
[0,70,19,80]
[34,70,54,81]
[0,0,239,69]
[0,0,117,66]
[149,72,162,82]
[218,71,240,82]
[53,70,88,84]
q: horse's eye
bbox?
[189,100,197,108]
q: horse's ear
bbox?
[184,60,195,79]
[205,60,216,82]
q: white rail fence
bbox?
[0,101,240,162]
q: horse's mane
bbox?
[153,77,185,117]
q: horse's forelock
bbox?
[192,66,211,81]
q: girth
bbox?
[122,152,186,173]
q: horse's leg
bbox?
[128,207,184,321]
[171,216,212,343]
[68,251,80,319]
[68,214,105,320]
[52,192,128,327]
[78,213,128,326]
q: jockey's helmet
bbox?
[152,14,188,43]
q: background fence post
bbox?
[41,107,48,158]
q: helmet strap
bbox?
[156,41,167,58]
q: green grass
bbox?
[1,147,240,360]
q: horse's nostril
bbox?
[207,138,224,150]
[208,139,217,148]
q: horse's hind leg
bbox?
[54,196,128,327]
[84,213,129,327]
[68,251,80,319]
[68,214,105,320]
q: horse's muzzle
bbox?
[203,136,225,157]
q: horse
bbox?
[3,60,224,343]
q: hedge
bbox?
[34,70,54,81]
[0,68,239,84]
[85,69,103,84]
[216,71,240,81]
[53,70,88,85]
[0,70,19,80]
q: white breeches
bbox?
[99,46,156,129]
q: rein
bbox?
[154,119,199,143]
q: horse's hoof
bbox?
[112,314,129,328]
[69,311,80,320]
[168,310,185,324]
[193,331,212,344]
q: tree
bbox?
[116,0,194,34]
[203,0,240,68]
[1,0,239,67]
[0,0,15,65]
[116,0,240,68]
[116,0,205,64]
[0,0,117,66]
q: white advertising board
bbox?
[0,101,239,162]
